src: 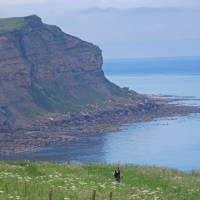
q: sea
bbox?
[3,56,200,171]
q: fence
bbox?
[48,190,113,200]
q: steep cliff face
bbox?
[0,15,126,129]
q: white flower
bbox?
[71,185,76,190]
[99,184,106,188]
[79,181,87,185]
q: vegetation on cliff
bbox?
[0,162,200,200]
[0,17,25,33]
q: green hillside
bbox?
[0,162,199,199]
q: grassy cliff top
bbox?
[0,161,199,199]
[0,15,42,34]
[0,17,25,33]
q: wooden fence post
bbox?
[109,192,113,200]
[92,190,96,200]
[49,190,53,200]
[24,182,27,196]
[5,184,8,193]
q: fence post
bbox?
[109,192,113,200]
[49,190,53,200]
[5,184,8,193]
[92,190,96,200]
[24,182,27,196]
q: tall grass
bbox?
[0,161,200,199]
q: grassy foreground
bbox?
[0,162,200,200]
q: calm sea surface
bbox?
[3,57,200,171]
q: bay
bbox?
[3,57,200,171]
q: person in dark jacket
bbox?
[113,167,121,183]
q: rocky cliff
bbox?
[0,15,127,129]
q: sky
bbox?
[0,0,200,58]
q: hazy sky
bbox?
[0,0,200,58]
[1,0,200,9]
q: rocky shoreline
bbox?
[1,94,200,156]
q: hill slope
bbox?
[0,15,126,129]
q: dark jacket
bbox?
[114,169,120,182]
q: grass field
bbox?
[0,161,200,200]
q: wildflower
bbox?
[71,185,76,190]
[99,184,106,188]
[79,181,87,185]
[142,189,149,194]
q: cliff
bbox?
[0,15,127,129]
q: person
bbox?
[113,167,121,183]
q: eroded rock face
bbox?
[0,15,125,129]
